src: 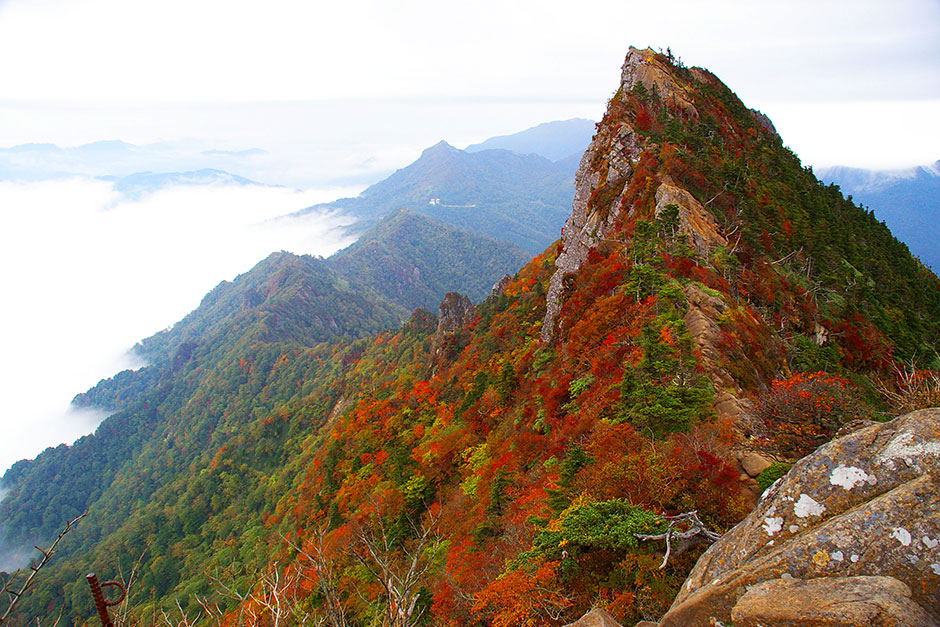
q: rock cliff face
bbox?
[542,47,656,342]
[435,292,474,337]
[653,182,726,256]
[431,292,475,361]
[658,408,940,626]
[681,284,753,427]
[542,47,729,339]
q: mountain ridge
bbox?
[818,160,940,270]
[301,142,578,255]
[464,118,596,161]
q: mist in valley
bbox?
[0,177,360,475]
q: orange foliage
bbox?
[471,561,571,627]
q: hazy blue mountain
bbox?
[0,139,268,183]
[819,161,940,270]
[328,209,529,311]
[5,143,65,154]
[465,118,596,161]
[111,168,263,198]
[302,141,576,255]
[72,139,138,156]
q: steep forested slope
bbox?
[327,209,529,311]
[3,47,940,626]
[819,161,940,271]
[1,251,405,552]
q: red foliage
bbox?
[756,371,866,457]
[831,314,893,371]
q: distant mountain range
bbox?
[0,139,269,183]
[302,140,581,255]
[818,161,940,270]
[465,118,596,162]
[7,121,936,274]
[106,168,264,198]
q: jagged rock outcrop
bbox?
[542,47,660,341]
[620,48,697,117]
[681,284,752,426]
[653,182,726,256]
[748,108,778,137]
[431,292,474,362]
[435,292,474,337]
[541,49,732,343]
[541,137,627,341]
[658,408,940,626]
[490,274,512,296]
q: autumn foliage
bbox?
[6,47,940,627]
[755,371,865,457]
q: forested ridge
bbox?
[327,209,529,312]
[304,141,578,256]
[2,47,939,626]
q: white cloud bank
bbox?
[0,178,359,474]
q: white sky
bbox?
[0,0,938,169]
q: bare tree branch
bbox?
[282,526,350,627]
[348,505,443,627]
[0,513,86,624]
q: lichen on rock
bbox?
[658,408,940,626]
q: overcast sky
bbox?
[1,0,938,170]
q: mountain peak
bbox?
[620,46,698,116]
[464,118,596,161]
[421,140,458,157]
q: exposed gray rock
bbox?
[653,182,726,257]
[739,452,773,478]
[490,274,512,296]
[542,50,658,342]
[430,292,474,363]
[659,408,940,626]
[541,135,608,342]
[681,283,757,432]
[748,108,778,137]
[620,47,697,117]
[435,292,474,337]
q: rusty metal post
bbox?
[86,573,125,627]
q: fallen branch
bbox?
[634,510,720,569]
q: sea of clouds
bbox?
[0,176,361,475]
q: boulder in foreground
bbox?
[659,408,940,625]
